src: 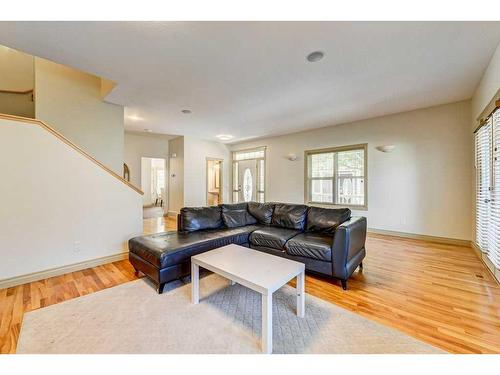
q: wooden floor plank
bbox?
[0,216,499,354]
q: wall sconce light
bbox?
[287,153,298,161]
[376,145,396,153]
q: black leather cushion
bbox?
[271,203,308,230]
[129,225,262,268]
[222,210,258,228]
[306,207,351,235]
[221,202,258,227]
[249,226,301,250]
[285,232,333,261]
[180,206,223,232]
[248,202,275,224]
[220,203,248,211]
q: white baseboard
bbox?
[0,230,490,289]
[471,242,482,258]
[367,227,471,247]
[471,242,500,284]
[0,252,129,290]
[369,228,500,283]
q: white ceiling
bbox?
[1,22,500,143]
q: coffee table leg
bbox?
[297,271,305,318]
[191,262,199,304]
[262,292,272,354]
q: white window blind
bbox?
[475,120,491,254]
[475,110,500,270]
[489,111,500,269]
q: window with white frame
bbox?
[305,144,367,208]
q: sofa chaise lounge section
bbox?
[128,202,367,293]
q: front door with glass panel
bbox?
[237,159,257,202]
[232,147,266,203]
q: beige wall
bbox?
[184,137,231,208]
[34,58,124,174]
[0,118,142,283]
[0,91,34,118]
[168,136,185,215]
[0,46,35,117]
[167,136,231,213]
[0,45,34,91]
[141,157,153,206]
[231,100,472,241]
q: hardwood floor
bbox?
[300,234,500,354]
[1,217,499,354]
[0,217,174,354]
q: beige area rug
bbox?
[17,274,444,354]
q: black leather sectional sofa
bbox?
[128,202,367,293]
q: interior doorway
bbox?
[206,158,223,206]
[141,157,166,218]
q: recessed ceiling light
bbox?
[144,129,153,133]
[127,115,144,121]
[181,109,192,114]
[306,51,324,62]
[217,134,233,141]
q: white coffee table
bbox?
[191,244,305,354]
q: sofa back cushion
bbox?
[248,202,275,225]
[271,203,308,230]
[180,206,223,232]
[306,206,351,235]
[220,203,258,228]
[220,202,249,211]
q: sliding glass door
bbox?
[475,110,500,271]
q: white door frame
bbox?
[206,157,223,206]
[231,147,266,203]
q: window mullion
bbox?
[332,152,337,204]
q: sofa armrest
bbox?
[331,216,367,280]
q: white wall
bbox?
[231,100,472,241]
[471,42,500,120]
[0,118,143,282]
[183,137,231,207]
[124,131,172,211]
[34,57,124,174]
[168,136,185,215]
[141,157,153,206]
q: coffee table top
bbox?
[191,244,305,294]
